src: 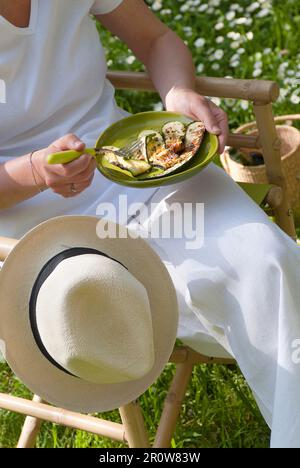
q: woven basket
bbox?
[221,114,300,220]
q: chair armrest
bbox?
[107,71,279,105]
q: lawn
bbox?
[1,0,300,448]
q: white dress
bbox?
[1,0,300,448]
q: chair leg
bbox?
[253,102,296,239]
[154,362,194,448]
[17,395,43,448]
[119,400,150,448]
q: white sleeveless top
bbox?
[0,0,158,238]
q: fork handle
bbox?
[47,148,96,165]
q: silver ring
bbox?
[70,183,77,193]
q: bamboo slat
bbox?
[0,393,125,442]
[107,71,279,104]
[17,395,44,448]
[153,362,194,448]
[254,103,297,239]
[119,401,150,448]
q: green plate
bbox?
[96,111,218,188]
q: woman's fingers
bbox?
[50,170,95,197]
[191,96,221,135]
[51,153,95,178]
[208,101,229,154]
[70,157,97,183]
[51,133,85,152]
[51,178,93,197]
[191,97,229,153]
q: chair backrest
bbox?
[107,71,296,240]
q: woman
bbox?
[0,0,299,448]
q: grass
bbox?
[2,0,299,448]
[0,360,270,448]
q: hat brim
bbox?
[0,216,178,413]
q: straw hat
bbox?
[0,216,178,413]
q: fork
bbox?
[47,139,143,165]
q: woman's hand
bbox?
[165,88,229,154]
[32,134,97,198]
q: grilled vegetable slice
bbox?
[162,121,186,153]
[146,133,178,170]
[100,146,151,176]
[185,121,206,152]
[140,149,195,179]
[141,121,206,179]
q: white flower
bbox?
[235,17,248,25]
[227,31,241,40]
[215,22,224,30]
[183,26,193,37]
[230,60,240,67]
[126,55,135,65]
[209,0,221,7]
[246,31,254,40]
[224,98,235,107]
[216,36,224,44]
[240,100,249,110]
[237,47,245,54]
[153,102,164,111]
[174,14,183,20]
[247,2,260,13]
[257,8,270,18]
[161,9,172,15]
[278,88,288,102]
[291,94,300,104]
[152,1,163,12]
[255,52,262,60]
[211,97,221,106]
[263,48,272,54]
[199,4,209,12]
[254,61,263,69]
[194,37,206,48]
[278,61,289,78]
[226,11,236,21]
[230,41,240,49]
[214,49,224,60]
[212,63,220,71]
[230,3,239,9]
[253,69,262,77]
[287,70,295,76]
[231,53,240,61]
[197,63,204,73]
[207,7,214,14]
[180,4,190,13]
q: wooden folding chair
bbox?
[0,71,296,448]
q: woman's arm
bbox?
[0,134,96,210]
[97,0,228,152]
[0,153,46,210]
